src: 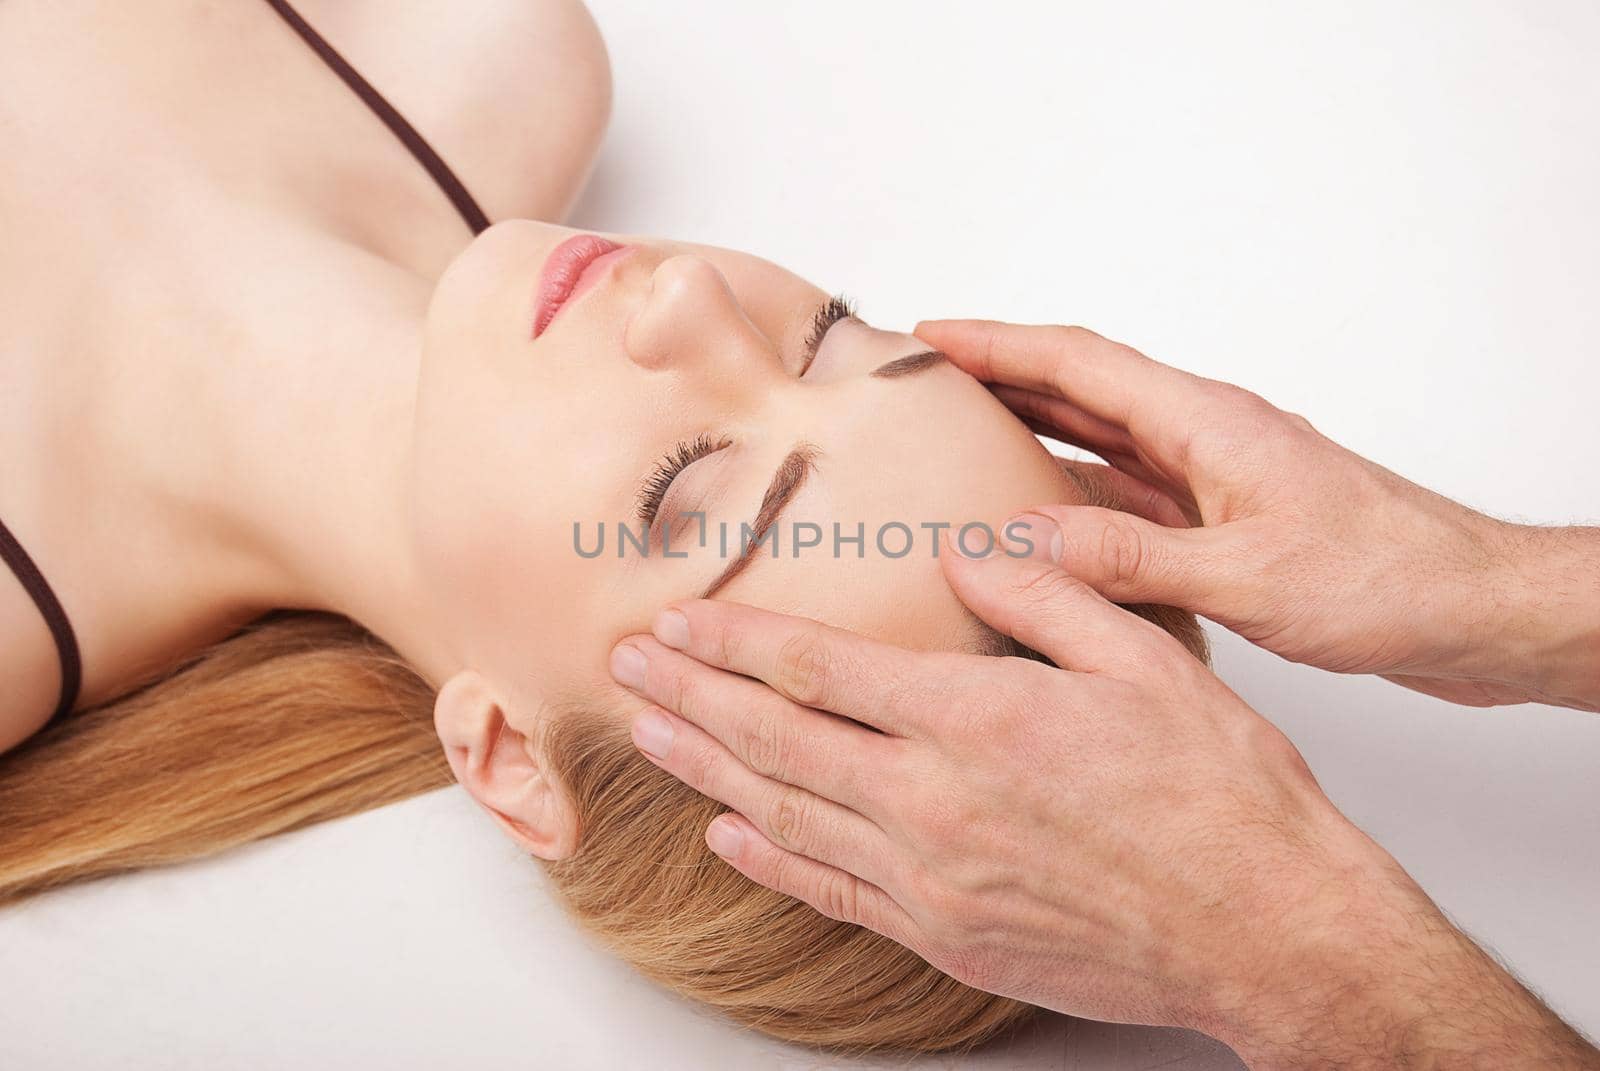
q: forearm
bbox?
[1243,924,1596,1069]
[1479,523,1600,712]
[1209,826,1598,1069]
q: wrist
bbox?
[1196,817,1435,1065]
[1201,816,1597,1069]
[1471,523,1600,711]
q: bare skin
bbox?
[920,320,1600,713]
[613,323,1599,1068]
[7,8,1592,1064]
[0,2,1100,815]
[0,0,611,748]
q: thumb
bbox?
[939,529,1164,674]
[1012,505,1245,615]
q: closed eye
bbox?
[799,294,858,376]
[632,294,850,533]
[635,433,730,527]
[798,295,946,380]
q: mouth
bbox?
[532,234,636,338]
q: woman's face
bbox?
[411,220,1081,736]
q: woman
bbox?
[0,0,1205,1052]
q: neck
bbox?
[85,253,459,693]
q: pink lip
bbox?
[532,234,634,338]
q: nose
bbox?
[624,254,777,389]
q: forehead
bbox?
[700,379,1079,656]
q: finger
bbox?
[611,635,889,813]
[943,528,1180,675]
[1014,504,1242,615]
[1013,417,1200,520]
[1053,458,1190,528]
[995,382,1201,507]
[1086,452,1204,526]
[915,319,1194,422]
[630,705,896,889]
[703,814,920,946]
[648,601,929,736]
[990,383,1136,458]
[914,319,1227,466]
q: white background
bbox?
[2,2,1596,1068]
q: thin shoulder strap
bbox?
[0,516,82,725]
[261,0,492,236]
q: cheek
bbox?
[449,545,638,725]
[410,408,622,692]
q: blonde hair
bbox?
[0,603,1206,1055]
[540,600,1207,1053]
[0,612,449,903]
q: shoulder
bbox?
[0,572,58,755]
[296,0,613,223]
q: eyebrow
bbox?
[870,349,947,378]
[699,445,818,598]
[692,350,942,597]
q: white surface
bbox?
[3,2,1597,1068]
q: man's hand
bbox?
[609,538,1599,1067]
[916,319,1600,712]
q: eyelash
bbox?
[800,293,857,375]
[636,432,729,526]
[635,296,853,528]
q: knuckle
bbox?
[1241,715,1317,786]
[713,620,743,670]
[813,872,866,925]
[1095,517,1148,585]
[1228,387,1295,436]
[668,664,705,718]
[775,629,831,707]
[764,849,809,900]
[1043,325,1100,388]
[1011,562,1086,606]
[1212,379,1268,413]
[679,740,722,792]
[1278,408,1318,436]
[740,707,790,780]
[1053,323,1098,346]
[767,789,811,852]
[975,322,1003,369]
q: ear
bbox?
[433,669,577,861]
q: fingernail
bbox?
[1002,513,1063,563]
[631,708,675,760]
[654,608,691,649]
[609,643,647,690]
[705,817,743,859]
[944,528,994,560]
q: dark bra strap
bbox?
[0,515,82,725]
[261,0,492,236]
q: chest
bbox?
[0,0,612,732]
[0,0,487,305]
